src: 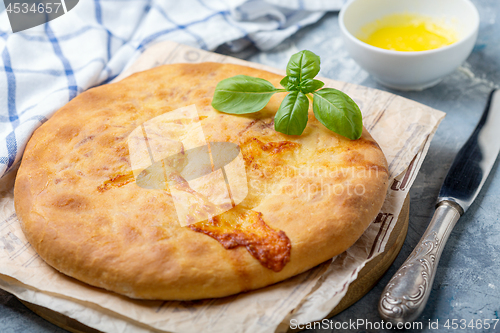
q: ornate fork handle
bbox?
[379,201,462,323]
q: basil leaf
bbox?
[286,50,321,82]
[274,91,310,136]
[312,88,363,140]
[300,79,324,94]
[280,76,299,91]
[212,75,280,114]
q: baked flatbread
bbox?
[14,63,388,300]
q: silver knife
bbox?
[378,89,500,323]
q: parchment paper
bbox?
[0,41,445,333]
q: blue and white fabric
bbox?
[0,0,344,178]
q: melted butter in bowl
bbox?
[358,13,458,52]
[339,0,479,90]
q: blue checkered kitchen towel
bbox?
[0,0,345,178]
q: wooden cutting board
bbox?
[20,196,409,333]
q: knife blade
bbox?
[438,89,500,213]
[378,89,500,324]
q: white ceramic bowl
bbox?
[339,0,480,91]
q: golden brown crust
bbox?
[14,63,389,300]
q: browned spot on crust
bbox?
[57,125,80,142]
[97,173,135,192]
[344,151,388,174]
[237,138,301,181]
[189,209,291,272]
[121,225,142,243]
[366,139,382,151]
[52,195,88,211]
[237,119,274,136]
[75,135,95,147]
[345,151,364,164]
[256,119,274,129]
[256,138,299,154]
[238,120,258,136]
[241,138,299,160]
[364,163,388,175]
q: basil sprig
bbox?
[211,50,363,139]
